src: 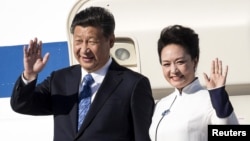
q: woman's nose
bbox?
[170,65,178,73]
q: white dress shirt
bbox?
[80,57,112,102]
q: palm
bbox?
[203,58,228,89]
[23,38,49,80]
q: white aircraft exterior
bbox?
[0,0,249,140]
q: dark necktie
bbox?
[78,74,94,131]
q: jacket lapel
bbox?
[77,60,124,134]
[65,65,82,134]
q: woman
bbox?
[149,25,239,141]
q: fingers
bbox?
[43,52,50,64]
[215,58,220,74]
[223,65,228,78]
[203,72,209,83]
[211,57,228,77]
[210,58,215,74]
[23,44,28,57]
[211,58,220,74]
[26,37,42,57]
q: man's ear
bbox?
[109,34,115,48]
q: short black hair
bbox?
[157,25,199,64]
[70,6,115,38]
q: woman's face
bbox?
[160,44,197,90]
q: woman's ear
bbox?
[194,57,199,71]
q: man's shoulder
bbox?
[110,59,147,78]
[50,65,81,76]
[55,64,80,72]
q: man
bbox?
[11,6,155,141]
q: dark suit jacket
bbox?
[11,59,155,141]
